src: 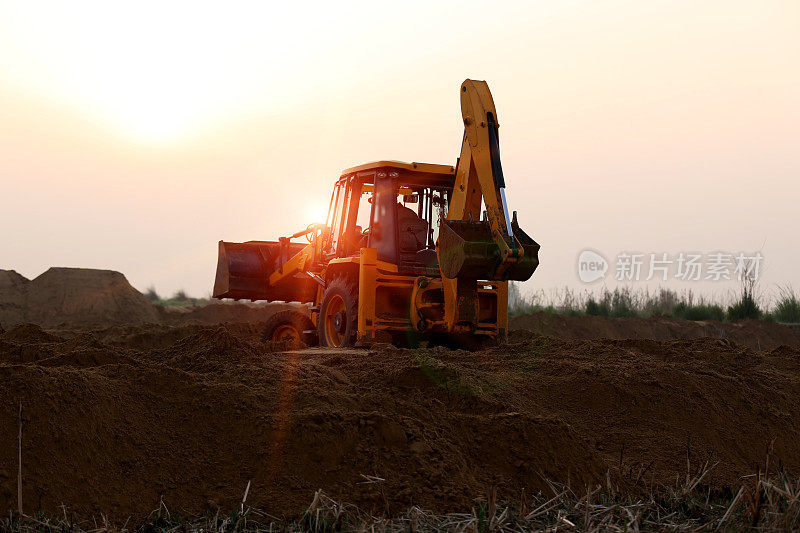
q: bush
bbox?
[585,297,609,316]
[172,289,189,301]
[672,302,725,321]
[774,288,800,323]
[584,289,639,318]
[727,261,763,321]
[610,289,638,318]
[144,286,160,302]
[727,293,761,320]
[644,288,680,316]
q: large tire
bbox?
[318,277,358,347]
[261,310,314,344]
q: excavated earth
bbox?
[0,268,799,522]
[0,324,799,522]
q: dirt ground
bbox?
[1,268,799,522]
[1,322,799,522]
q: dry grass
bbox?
[2,467,799,532]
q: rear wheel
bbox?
[318,277,358,347]
[261,311,314,343]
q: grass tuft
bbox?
[774,287,800,323]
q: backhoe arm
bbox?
[454,80,514,248]
[438,79,539,282]
[437,79,540,334]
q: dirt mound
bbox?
[0,323,63,344]
[0,268,160,328]
[1,323,799,522]
[0,324,64,364]
[36,335,142,368]
[153,326,298,373]
[510,311,800,350]
[0,270,29,290]
[26,268,160,327]
[0,270,30,327]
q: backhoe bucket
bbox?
[212,240,317,303]
[437,220,539,281]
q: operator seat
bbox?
[397,203,437,267]
[397,203,427,251]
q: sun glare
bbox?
[0,1,321,144]
[102,98,206,144]
[90,80,231,145]
[305,203,330,225]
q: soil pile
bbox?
[27,268,161,327]
[511,311,800,350]
[0,270,30,327]
[1,323,799,522]
[0,268,159,328]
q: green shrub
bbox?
[610,289,638,318]
[144,286,160,302]
[774,288,800,323]
[643,289,680,317]
[584,289,639,318]
[672,302,725,321]
[727,293,761,320]
[585,297,609,316]
[727,260,762,320]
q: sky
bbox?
[1,0,798,304]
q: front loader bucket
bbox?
[213,240,317,303]
[437,220,539,281]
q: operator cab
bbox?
[323,161,455,273]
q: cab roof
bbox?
[340,160,455,188]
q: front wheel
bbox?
[318,277,358,347]
[261,311,314,344]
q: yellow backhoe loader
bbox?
[213,79,539,347]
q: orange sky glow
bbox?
[1,0,798,302]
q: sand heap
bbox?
[0,268,159,328]
[0,270,29,327]
[0,322,798,522]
